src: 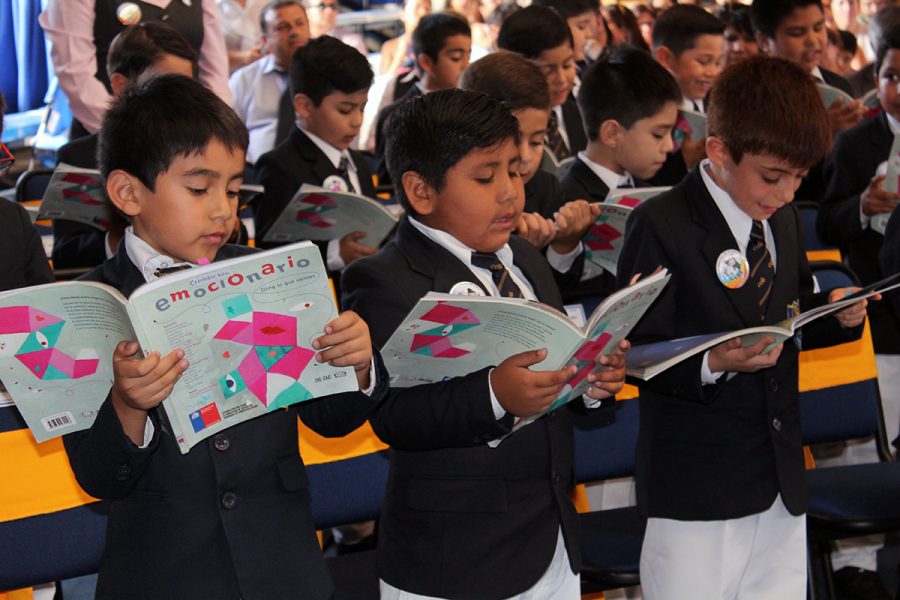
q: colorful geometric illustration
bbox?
[611,195,642,208]
[0,306,100,380]
[295,193,338,229]
[59,172,105,206]
[409,303,480,358]
[213,294,315,409]
[189,402,222,433]
[584,220,623,253]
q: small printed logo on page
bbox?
[42,412,74,432]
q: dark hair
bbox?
[876,23,900,74]
[384,89,520,213]
[485,2,520,28]
[604,5,649,51]
[412,12,471,62]
[707,55,830,168]
[290,35,373,105]
[716,2,755,39]
[838,29,857,54]
[459,51,551,111]
[870,7,900,55]
[578,45,680,139]
[652,5,725,55]
[106,21,197,80]
[750,0,823,40]
[98,74,248,190]
[259,0,306,34]
[497,5,573,59]
[531,0,596,21]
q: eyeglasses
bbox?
[310,2,338,10]
[0,141,14,178]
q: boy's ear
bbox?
[417,52,435,76]
[654,45,675,70]
[109,72,129,97]
[756,32,773,55]
[106,170,144,217]
[705,136,731,168]
[599,119,624,148]
[293,93,315,119]
[401,171,437,215]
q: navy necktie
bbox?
[747,220,775,321]
[471,252,523,299]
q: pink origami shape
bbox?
[0,306,62,333]
[302,193,339,208]
[410,334,471,358]
[17,348,100,380]
[295,209,335,228]
[614,196,642,208]
[419,303,479,326]
[565,332,614,389]
[584,223,622,252]
[213,312,297,346]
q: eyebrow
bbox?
[182,168,221,178]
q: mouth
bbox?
[203,232,227,245]
[494,212,519,230]
[757,203,779,216]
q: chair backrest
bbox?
[306,450,391,531]
[14,168,53,204]
[574,399,640,484]
[798,261,889,457]
[796,201,833,252]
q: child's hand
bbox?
[861,174,900,216]
[828,287,876,328]
[339,231,378,265]
[681,136,707,170]
[827,98,864,134]
[707,336,783,373]
[516,212,556,250]
[585,339,630,400]
[314,310,373,389]
[111,341,188,445]
[490,348,577,418]
[551,200,596,254]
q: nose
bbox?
[211,189,236,221]
[498,170,519,205]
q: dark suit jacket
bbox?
[341,218,582,599]
[64,245,388,599]
[524,168,565,218]
[0,200,53,291]
[818,111,900,353]
[616,167,861,520]
[560,93,587,156]
[374,84,423,186]
[848,62,875,99]
[254,127,377,249]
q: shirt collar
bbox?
[698,159,755,254]
[407,216,514,270]
[124,226,194,283]
[887,112,900,135]
[300,126,356,172]
[576,151,632,192]
[681,96,703,113]
[810,65,825,83]
[261,53,285,75]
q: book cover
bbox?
[262,183,400,246]
[540,148,576,179]
[37,164,114,231]
[0,242,358,452]
[672,109,706,151]
[605,186,671,207]
[817,82,854,108]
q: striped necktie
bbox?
[747,220,774,321]
[471,252,523,299]
[546,111,571,160]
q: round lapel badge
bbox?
[322,175,348,193]
[449,281,486,296]
[116,2,142,25]
[716,249,749,289]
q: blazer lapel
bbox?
[764,206,800,325]
[291,128,337,186]
[572,159,610,203]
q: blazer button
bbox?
[547,411,556,421]
[772,417,782,432]
[213,434,230,452]
[551,470,561,484]
[221,492,238,510]
[115,464,131,481]
[768,378,779,392]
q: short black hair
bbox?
[531,0,596,21]
[412,12,471,62]
[106,21,197,80]
[459,51,551,112]
[497,5,573,59]
[652,5,725,56]
[716,2,755,39]
[750,0,823,40]
[290,35,374,105]
[876,23,900,75]
[384,89,520,214]
[99,74,248,191]
[578,46,681,139]
[260,0,306,34]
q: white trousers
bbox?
[639,495,806,600]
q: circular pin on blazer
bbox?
[716,249,749,289]
[116,2,142,25]
[449,281,486,296]
[322,175,348,192]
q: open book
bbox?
[540,148,576,179]
[0,242,358,453]
[673,108,706,151]
[861,88,881,118]
[580,187,671,279]
[626,272,900,380]
[262,183,401,246]
[381,269,670,432]
[37,164,114,231]
[817,82,855,108]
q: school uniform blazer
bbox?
[64,245,388,600]
[254,127,377,248]
[0,200,53,291]
[818,111,900,353]
[616,167,862,521]
[524,168,565,218]
[341,218,583,599]
[561,93,588,156]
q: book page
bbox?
[581,204,632,278]
[673,109,706,150]
[127,243,358,453]
[263,184,399,246]
[0,282,132,442]
[37,164,114,231]
[605,186,671,207]
[381,294,582,388]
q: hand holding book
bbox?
[491,348,577,418]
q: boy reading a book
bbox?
[52,21,197,271]
[498,5,587,161]
[342,89,628,600]
[649,4,725,187]
[254,35,377,271]
[616,55,869,600]
[64,74,387,599]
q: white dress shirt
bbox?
[576,151,635,193]
[229,53,289,163]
